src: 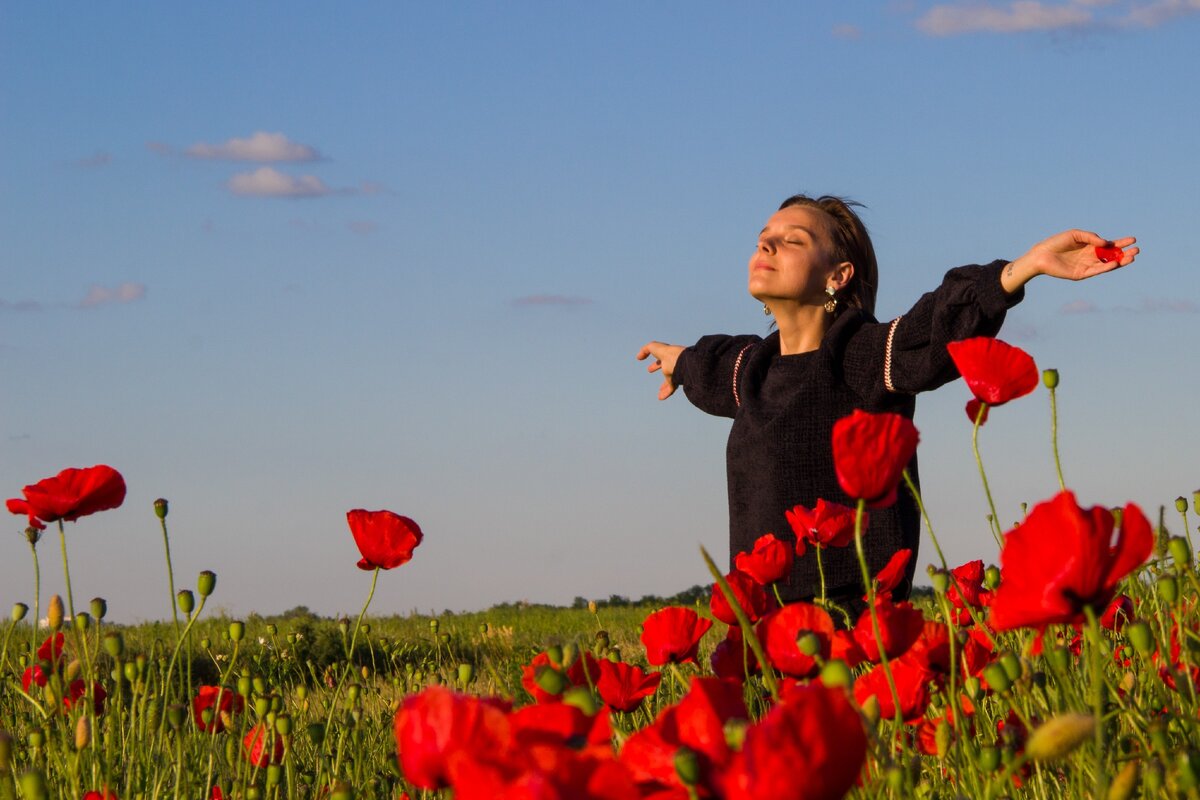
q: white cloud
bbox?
[145,141,173,156]
[1122,0,1200,26]
[226,167,333,198]
[832,23,863,38]
[917,1,1093,35]
[186,131,321,162]
[79,282,146,309]
[0,297,43,312]
[1060,299,1099,314]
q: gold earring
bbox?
[823,286,838,314]
[762,303,771,316]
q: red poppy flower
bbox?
[830,629,866,669]
[508,702,612,749]
[193,685,245,733]
[711,626,760,680]
[831,410,919,508]
[872,548,912,597]
[989,491,1153,631]
[242,722,285,768]
[6,465,125,527]
[946,337,1038,407]
[965,399,989,426]
[64,680,107,716]
[37,632,66,665]
[1095,244,1123,263]
[725,682,866,800]
[733,533,794,585]
[851,597,925,664]
[640,607,713,666]
[394,686,512,790]
[710,570,775,625]
[346,509,423,571]
[785,499,861,552]
[854,653,934,724]
[83,791,119,800]
[756,602,834,678]
[946,560,988,611]
[22,665,49,692]
[596,660,662,713]
[1100,594,1134,631]
[521,650,567,704]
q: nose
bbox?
[758,237,775,254]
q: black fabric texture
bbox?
[672,261,1022,606]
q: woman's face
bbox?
[748,205,845,305]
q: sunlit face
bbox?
[748,205,845,306]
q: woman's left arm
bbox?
[999,230,1138,294]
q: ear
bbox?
[830,261,854,291]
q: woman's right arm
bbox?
[636,341,686,400]
[637,334,762,418]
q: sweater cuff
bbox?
[672,347,694,387]
[979,259,1024,315]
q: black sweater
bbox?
[673,262,1022,604]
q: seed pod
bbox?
[74,716,90,750]
[66,660,82,682]
[237,674,252,698]
[306,723,326,746]
[977,745,1001,772]
[1026,713,1096,762]
[229,621,245,643]
[19,770,49,800]
[1158,575,1179,604]
[479,622,490,635]
[457,664,475,686]
[265,623,277,636]
[984,566,1001,591]
[252,676,266,695]
[930,570,949,596]
[11,603,28,623]
[428,618,439,634]
[562,686,599,716]
[935,720,952,758]
[167,704,187,730]
[275,714,293,737]
[674,747,700,786]
[1127,622,1154,655]
[1042,368,1059,389]
[999,651,1022,682]
[89,598,107,620]
[103,632,124,659]
[154,498,169,519]
[982,663,1011,694]
[266,765,283,787]
[820,660,853,690]
[177,590,195,615]
[860,695,881,725]
[534,666,568,697]
[73,612,91,632]
[1106,761,1139,800]
[1169,537,1192,569]
[197,571,217,598]
[963,676,983,702]
[1177,497,1189,513]
[797,632,821,657]
[47,596,64,632]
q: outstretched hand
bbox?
[636,341,685,400]
[1003,230,1138,292]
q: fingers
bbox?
[658,379,677,400]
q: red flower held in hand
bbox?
[785,499,861,553]
[640,607,713,666]
[346,509,423,570]
[7,464,126,528]
[242,722,285,768]
[1095,244,1124,263]
[595,660,662,713]
[989,491,1153,631]
[831,410,919,508]
[947,337,1038,408]
[734,533,794,585]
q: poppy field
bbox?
[3,335,1200,799]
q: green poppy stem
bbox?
[328,566,381,779]
[970,403,1004,549]
[852,499,903,737]
[1047,384,1066,491]
[28,538,41,659]
[700,546,777,700]
[1084,605,1108,798]
[159,515,180,633]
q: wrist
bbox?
[1000,256,1039,294]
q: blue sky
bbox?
[3,2,1198,623]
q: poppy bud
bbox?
[1026,713,1096,762]
[797,632,822,657]
[154,498,169,519]
[479,623,489,635]
[1158,575,1179,604]
[930,570,949,596]
[237,674,252,698]
[1194,491,1200,515]
[360,623,370,636]
[457,664,474,686]
[255,697,270,717]
[25,527,42,545]
[562,642,579,668]
[27,729,45,749]
[1169,537,1192,569]
[534,666,568,697]
[167,704,187,730]
[66,660,81,682]
[197,571,217,599]
[982,663,1011,693]
[200,637,211,650]
[546,645,563,666]
[820,659,853,689]
[596,630,610,647]
[177,591,195,615]
[11,603,27,623]
[275,714,293,737]
[229,621,245,643]
[19,770,49,800]
[562,686,600,716]
[1177,497,1190,514]
[1108,761,1139,800]
[264,623,277,636]
[266,765,283,788]
[438,633,450,645]
[1127,622,1154,655]
[935,720,952,758]
[47,596,64,632]
[984,566,1001,590]
[977,745,1000,772]
[103,632,123,659]
[999,651,1022,683]
[885,765,905,792]
[123,662,137,683]
[588,600,598,614]
[428,619,439,634]
[252,676,266,695]
[674,747,701,787]
[73,612,91,632]
[724,719,748,751]
[74,716,90,750]
[1042,368,1059,389]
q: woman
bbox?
[637,194,1136,612]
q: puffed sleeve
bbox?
[841,261,1023,408]
[674,334,763,419]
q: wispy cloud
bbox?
[917,1,1091,35]
[185,131,322,162]
[915,0,1200,35]
[832,23,863,38]
[1060,297,1197,314]
[73,151,112,169]
[226,167,334,198]
[1060,299,1099,314]
[0,297,43,312]
[347,221,378,235]
[146,141,173,156]
[511,294,594,308]
[79,282,147,308]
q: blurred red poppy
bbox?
[756,602,834,678]
[725,681,866,800]
[785,499,861,552]
[37,632,66,665]
[733,533,794,585]
[1100,594,1134,631]
[242,722,285,768]
[640,607,713,666]
[193,685,244,733]
[945,560,990,620]
[831,410,919,508]
[394,686,512,790]
[710,570,775,625]
[64,680,107,716]
[595,660,661,713]
[854,653,934,724]
[989,491,1153,631]
[711,626,760,680]
[872,548,912,597]
[346,509,423,571]
[6,465,126,528]
[947,337,1038,407]
[1095,244,1123,263]
[851,597,925,663]
[82,791,118,800]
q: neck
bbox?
[772,305,831,355]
